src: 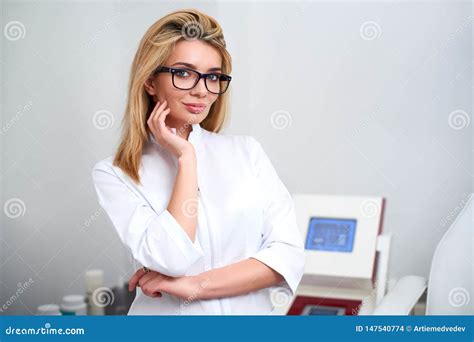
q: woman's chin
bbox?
[186,112,207,123]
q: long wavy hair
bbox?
[113,9,232,185]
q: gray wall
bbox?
[0,0,471,314]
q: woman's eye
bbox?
[207,74,219,82]
[176,70,189,77]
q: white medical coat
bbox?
[92,123,305,315]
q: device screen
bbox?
[305,217,356,252]
[301,305,346,315]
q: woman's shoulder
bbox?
[91,156,142,191]
[93,156,114,172]
[203,129,262,153]
[92,156,128,182]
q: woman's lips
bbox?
[183,103,206,114]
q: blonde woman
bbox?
[92,8,305,315]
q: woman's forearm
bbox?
[167,150,198,242]
[193,258,284,300]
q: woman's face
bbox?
[145,39,223,129]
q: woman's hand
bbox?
[128,268,164,298]
[147,100,195,158]
[128,268,204,301]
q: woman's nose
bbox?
[190,77,208,96]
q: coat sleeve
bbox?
[91,162,204,277]
[247,137,306,295]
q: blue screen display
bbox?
[305,217,357,253]
[305,306,345,315]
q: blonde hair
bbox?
[113,9,232,185]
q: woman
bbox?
[92,8,305,315]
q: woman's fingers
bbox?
[147,101,161,134]
[148,100,172,142]
[148,101,161,123]
[157,108,171,134]
[154,101,170,133]
[138,272,160,288]
[128,268,154,291]
[142,277,165,298]
[147,100,168,133]
[128,268,144,291]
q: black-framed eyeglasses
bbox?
[153,66,232,95]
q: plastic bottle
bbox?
[85,269,105,315]
[60,295,87,315]
[37,304,61,315]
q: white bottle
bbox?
[60,295,87,315]
[85,269,105,315]
[37,304,61,315]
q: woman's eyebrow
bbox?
[171,62,222,72]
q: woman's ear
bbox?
[144,77,157,96]
[144,78,159,104]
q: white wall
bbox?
[0,0,471,314]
